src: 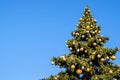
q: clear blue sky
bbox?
[0,0,120,80]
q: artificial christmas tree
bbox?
[43,6,120,80]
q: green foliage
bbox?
[44,6,120,80]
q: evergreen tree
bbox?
[43,6,120,80]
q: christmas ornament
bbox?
[94,77,98,80]
[61,56,66,61]
[80,18,83,22]
[109,70,113,74]
[97,54,101,58]
[66,45,68,47]
[75,32,79,36]
[82,66,85,70]
[100,58,105,62]
[93,42,97,46]
[88,9,90,12]
[100,42,104,45]
[61,56,65,58]
[98,31,101,34]
[111,55,116,60]
[92,51,96,55]
[92,31,95,35]
[89,62,93,65]
[77,49,80,52]
[76,24,79,27]
[106,56,110,60]
[69,47,73,51]
[85,12,88,14]
[94,30,98,33]
[98,38,102,42]
[81,35,85,39]
[73,41,76,45]
[54,77,58,80]
[76,69,82,75]
[86,31,89,33]
[51,61,55,65]
[63,57,66,61]
[90,25,93,28]
[86,25,90,30]
[86,68,91,72]
[89,35,92,38]
[113,78,117,80]
[80,47,84,51]
[91,55,95,60]
[72,32,76,36]
[84,50,88,53]
[71,65,75,69]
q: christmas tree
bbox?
[43,6,120,80]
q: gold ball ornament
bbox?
[98,38,102,42]
[80,18,83,22]
[80,47,84,51]
[92,51,96,55]
[72,32,75,36]
[111,55,116,60]
[73,41,76,45]
[100,58,105,62]
[109,70,113,74]
[93,42,97,46]
[71,65,75,69]
[86,68,91,72]
[106,56,110,60]
[86,25,90,30]
[94,77,98,80]
[54,77,58,80]
[91,55,95,60]
[81,35,85,38]
[97,54,101,58]
[61,56,66,61]
[75,32,79,36]
[89,62,93,65]
[92,31,95,35]
[77,49,80,52]
[82,66,85,70]
[76,69,82,75]
[90,25,93,28]
[69,47,73,50]
[113,78,117,80]
[100,42,104,45]
[84,50,88,53]
[98,31,101,34]
[63,58,66,61]
[61,55,65,58]
[51,61,55,65]
[86,31,89,33]
[95,30,98,33]
[85,12,88,14]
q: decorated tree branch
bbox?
[43,6,120,80]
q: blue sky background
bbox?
[0,0,120,80]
